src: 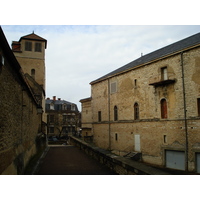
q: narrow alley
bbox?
[35,145,117,175]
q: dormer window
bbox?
[35,42,42,52]
[71,104,75,111]
[63,104,67,110]
[25,41,32,51]
[50,102,54,110]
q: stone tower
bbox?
[12,32,47,90]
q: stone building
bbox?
[81,32,200,173]
[12,32,47,122]
[0,27,46,174]
[79,97,92,137]
[46,96,81,138]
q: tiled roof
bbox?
[90,32,200,84]
[20,32,47,48]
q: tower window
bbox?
[31,69,35,79]
[35,42,42,52]
[25,41,32,51]
[161,99,168,119]
[134,103,139,120]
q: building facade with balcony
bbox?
[46,96,81,138]
[81,32,200,173]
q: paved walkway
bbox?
[35,145,117,175]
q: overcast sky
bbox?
[2,25,200,110]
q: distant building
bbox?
[80,32,200,173]
[0,27,46,174]
[46,96,81,137]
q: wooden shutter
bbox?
[161,99,168,119]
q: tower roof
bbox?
[19,32,47,48]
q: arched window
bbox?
[114,106,118,121]
[134,103,139,120]
[161,99,168,119]
[31,69,35,79]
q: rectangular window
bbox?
[49,127,54,133]
[25,41,32,51]
[134,79,137,88]
[110,82,117,94]
[115,133,118,141]
[161,67,167,80]
[63,115,67,123]
[35,42,42,52]
[71,105,75,111]
[98,111,101,122]
[49,115,54,123]
[164,135,167,143]
[198,98,200,117]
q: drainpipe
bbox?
[181,52,189,172]
[108,79,111,150]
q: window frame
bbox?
[110,81,117,94]
[134,102,139,120]
[98,111,102,122]
[25,41,32,51]
[35,42,42,52]
[114,106,118,121]
[161,67,168,81]
[161,98,168,119]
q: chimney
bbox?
[53,96,56,101]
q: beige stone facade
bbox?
[0,27,46,174]
[81,33,200,173]
[79,97,92,137]
[46,96,81,138]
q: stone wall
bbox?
[0,46,45,175]
[69,136,170,175]
[90,47,200,172]
[80,98,92,137]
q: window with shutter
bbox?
[35,42,42,52]
[161,99,168,119]
[161,67,168,80]
[25,41,32,51]
[110,82,117,94]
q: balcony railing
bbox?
[149,72,176,86]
